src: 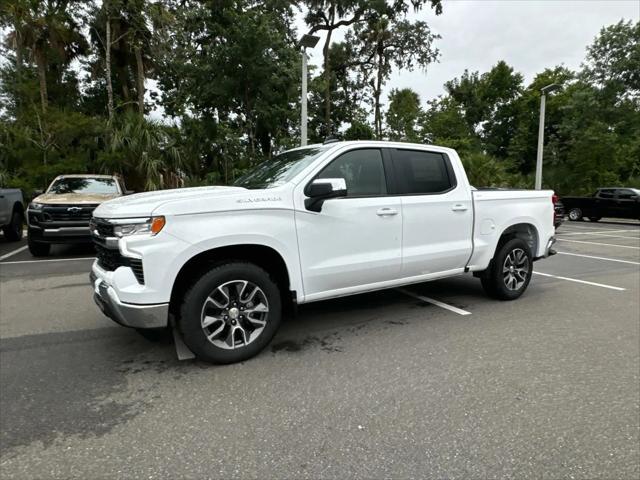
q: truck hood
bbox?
[94,186,248,218]
[33,193,120,205]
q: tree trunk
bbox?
[134,45,145,118]
[35,49,48,113]
[245,84,255,156]
[105,19,115,122]
[374,48,384,139]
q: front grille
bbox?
[95,244,145,285]
[90,217,115,237]
[42,204,97,222]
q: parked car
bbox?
[27,174,129,256]
[89,141,557,364]
[0,188,25,241]
[562,188,640,222]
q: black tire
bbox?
[589,217,601,222]
[480,238,533,301]
[568,208,583,221]
[178,262,282,364]
[2,209,23,241]
[28,236,51,257]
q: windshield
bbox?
[48,178,119,195]
[234,146,330,189]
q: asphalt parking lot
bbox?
[1,220,639,479]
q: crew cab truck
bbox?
[562,188,640,222]
[90,141,557,364]
[0,188,25,241]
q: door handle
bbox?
[376,207,398,216]
[451,204,468,211]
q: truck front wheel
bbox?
[28,236,51,257]
[179,262,282,364]
[481,238,533,300]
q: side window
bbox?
[598,189,615,199]
[616,189,635,199]
[316,149,387,196]
[393,149,454,194]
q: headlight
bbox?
[29,202,44,211]
[111,216,165,237]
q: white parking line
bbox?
[533,272,626,291]
[561,224,639,232]
[579,233,640,241]
[557,251,640,265]
[558,229,640,237]
[0,245,28,261]
[0,257,95,265]
[557,238,640,250]
[396,288,472,316]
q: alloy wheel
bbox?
[200,280,269,350]
[569,208,581,221]
[502,248,530,291]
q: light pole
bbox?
[299,34,320,147]
[535,83,561,189]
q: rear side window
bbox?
[392,150,455,194]
[316,149,387,196]
[616,189,636,199]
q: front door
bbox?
[294,148,402,301]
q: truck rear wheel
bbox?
[178,262,282,364]
[2,209,23,241]
[568,208,583,221]
[481,238,533,301]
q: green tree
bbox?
[0,0,87,113]
[350,16,440,138]
[386,88,422,141]
[304,0,442,135]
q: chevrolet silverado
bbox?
[90,141,557,363]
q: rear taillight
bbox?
[552,192,558,226]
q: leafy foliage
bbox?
[0,1,638,197]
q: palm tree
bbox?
[102,112,188,191]
[1,0,87,113]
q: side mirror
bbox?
[305,178,347,212]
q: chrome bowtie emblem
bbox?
[67,207,82,213]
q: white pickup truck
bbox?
[90,141,557,363]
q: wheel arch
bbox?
[169,244,293,316]
[496,222,539,257]
[11,201,25,215]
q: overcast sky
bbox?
[297,0,639,106]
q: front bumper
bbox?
[28,225,92,244]
[90,271,168,329]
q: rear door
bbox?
[0,191,10,225]
[390,148,473,277]
[595,189,617,217]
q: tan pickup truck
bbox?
[27,174,129,256]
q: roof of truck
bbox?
[53,174,118,179]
